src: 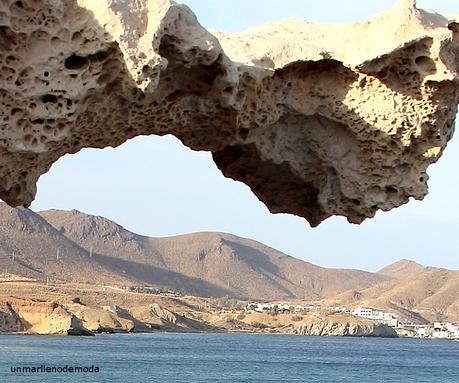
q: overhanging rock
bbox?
[0,0,457,226]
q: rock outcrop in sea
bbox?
[294,318,397,337]
[0,298,92,335]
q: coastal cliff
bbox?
[0,295,397,337]
[205,311,398,337]
[293,317,397,337]
[0,298,92,335]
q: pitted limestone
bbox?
[0,0,457,226]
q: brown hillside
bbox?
[0,204,134,285]
[329,268,459,322]
[39,209,388,300]
[1,204,457,321]
[377,259,428,279]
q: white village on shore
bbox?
[245,303,459,340]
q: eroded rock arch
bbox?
[0,0,457,226]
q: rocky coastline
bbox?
[0,297,396,338]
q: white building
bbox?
[397,321,417,329]
[431,322,459,338]
[277,304,290,312]
[328,306,347,313]
[416,326,430,338]
[352,307,398,326]
[352,307,374,318]
[445,323,459,338]
[433,322,444,331]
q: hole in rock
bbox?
[31,135,281,242]
[64,54,89,70]
[41,94,57,103]
[414,56,436,74]
[385,186,397,194]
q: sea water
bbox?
[0,333,458,382]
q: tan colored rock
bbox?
[294,315,397,337]
[0,0,457,226]
[128,303,215,332]
[0,297,90,335]
[67,303,134,333]
[205,310,398,336]
[0,302,24,332]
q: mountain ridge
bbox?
[0,204,388,300]
[377,259,431,280]
[1,203,457,321]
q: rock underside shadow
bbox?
[0,0,458,226]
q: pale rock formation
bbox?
[0,0,458,226]
[0,297,211,334]
[0,298,91,335]
[294,317,397,337]
[205,310,398,337]
[67,303,135,332]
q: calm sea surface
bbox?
[0,333,458,383]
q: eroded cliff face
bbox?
[294,317,397,337]
[0,301,24,332]
[0,296,219,335]
[0,298,90,335]
[0,0,458,226]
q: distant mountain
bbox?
[1,203,457,321]
[0,204,134,285]
[377,259,429,280]
[330,267,459,322]
[35,208,388,300]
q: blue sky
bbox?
[31,0,458,271]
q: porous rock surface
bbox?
[294,316,398,337]
[0,0,458,226]
[0,298,90,335]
